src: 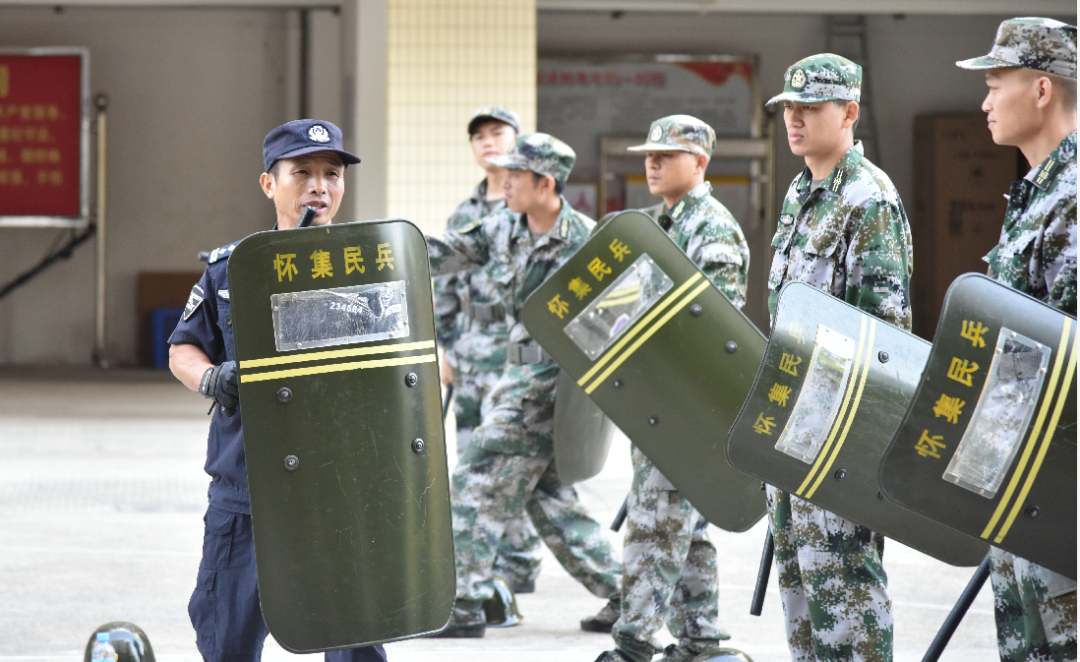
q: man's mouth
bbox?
[304,201,329,215]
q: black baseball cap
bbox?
[262,119,361,172]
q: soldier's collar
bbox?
[666,181,712,221]
[1026,131,1075,191]
[801,143,861,197]
[472,179,489,203]
[516,201,574,244]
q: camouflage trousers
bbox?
[451,368,501,458]
[766,485,892,662]
[450,367,543,588]
[990,548,1077,662]
[451,444,622,605]
[612,447,726,659]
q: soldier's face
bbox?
[982,69,1041,148]
[471,121,517,171]
[783,101,853,158]
[645,151,704,198]
[504,169,547,213]
[260,152,345,229]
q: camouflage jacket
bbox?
[769,141,913,330]
[432,179,509,373]
[654,181,750,308]
[427,197,595,347]
[984,131,1077,316]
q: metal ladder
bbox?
[827,15,882,166]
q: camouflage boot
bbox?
[581,597,621,633]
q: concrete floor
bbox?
[0,368,998,661]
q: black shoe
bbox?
[430,602,486,638]
[580,598,620,633]
[511,578,535,593]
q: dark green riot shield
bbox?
[227,219,454,652]
[880,274,1076,578]
[521,210,766,532]
[726,282,988,566]
[553,370,617,483]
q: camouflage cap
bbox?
[487,133,575,187]
[956,17,1077,79]
[626,114,715,157]
[468,105,522,135]
[767,53,862,106]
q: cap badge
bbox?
[791,69,807,90]
[307,125,331,143]
[649,125,663,142]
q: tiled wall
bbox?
[386,0,536,238]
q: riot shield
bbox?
[727,282,988,566]
[228,219,455,652]
[522,210,765,532]
[553,370,617,483]
[880,274,1076,578]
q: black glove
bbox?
[200,360,239,416]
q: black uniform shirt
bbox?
[169,240,251,514]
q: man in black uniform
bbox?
[168,119,388,662]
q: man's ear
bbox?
[843,101,860,129]
[695,153,709,175]
[260,172,275,200]
[1034,75,1054,110]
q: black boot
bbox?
[580,598,620,633]
[429,600,486,638]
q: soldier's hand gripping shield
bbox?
[727,282,988,566]
[880,274,1076,578]
[227,220,455,651]
[522,210,766,532]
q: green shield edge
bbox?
[522,210,767,533]
[228,219,455,651]
[554,369,617,483]
[726,281,989,567]
[879,274,1076,578]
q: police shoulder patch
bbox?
[183,284,205,321]
[208,242,238,264]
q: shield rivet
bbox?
[834,468,846,481]
[1025,505,1040,519]
[405,372,418,387]
[877,492,885,501]
[412,438,425,453]
[612,379,623,389]
[277,387,292,403]
[878,351,889,363]
[648,416,659,426]
[689,304,703,317]
[284,455,299,471]
[725,341,738,354]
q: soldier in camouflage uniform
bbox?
[765,54,913,662]
[426,133,623,638]
[593,115,750,662]
[432,105,545,595]
[957,18,1077,662]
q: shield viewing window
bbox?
[271,281,409,352]
[563,253,673,360]
[944,328,1050,498]
[774,325,857,464]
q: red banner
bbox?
[0,53,83,218]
